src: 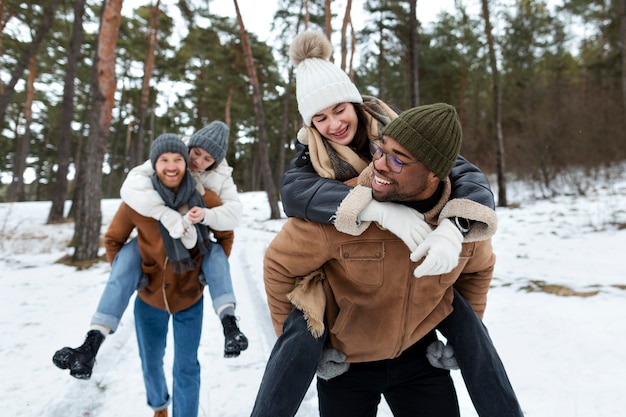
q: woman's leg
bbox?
[52,238,142,378]
[134,297,170,413]
[172,297,203,417]
[437,288,524,417]
[250,307,326,417]
[200,243,236,312]
[91,237,142,333]
[201,243,248,357]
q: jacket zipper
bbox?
[394,265,413,358]
[161,256,172,314]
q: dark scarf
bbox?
[151,171,212,273]
[322,139,360,182]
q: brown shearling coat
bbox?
[264,185,495,364]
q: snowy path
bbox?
[2,188,626,416]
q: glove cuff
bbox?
[437,218,464,242]
[334,185,373,236]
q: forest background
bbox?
[0,0,625,262]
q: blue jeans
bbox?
[317,331,459,417]
[199,243,236,313]
[134,296,203,417]
[91,239,235,332]
[91,238,142,332]
[250,289,523,417]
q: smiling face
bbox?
[189,146,215,172]
[370,135,439,203]
[310,102,359,146]
[155,152,187,191]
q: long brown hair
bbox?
[351,103,372,162]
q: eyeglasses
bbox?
[369,141,418,174]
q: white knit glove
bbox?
[316,348,349,380]
[179,213,197,249]
[359,200,432,252]
[426,340,459,370]
[159,209,188,239]
[180,223,197,249]
[411,218,463,277]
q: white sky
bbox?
[215,0,461,40]
[124,0,463,42]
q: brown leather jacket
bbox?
[105,189,234,314]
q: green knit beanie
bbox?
[381,103,462,179]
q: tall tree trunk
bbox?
[131,0,160,169]
[324,0,332,41]
[225,86,234,126]
[0,0,11,96]
[48,0,86,224]
[340,0,352,72]
[304,0,310,29]
[6,55,37,202]
[481,0,507,207]
[0,0,61,122]
[276,67,294,186]
[67,95,91,220]
[348,24,356,79]
[233,0,280,219]
[33,129,51,201]
[409,0,419,106]
[377,24,387,101]
[619,0,626,124]
[73,0,122,261]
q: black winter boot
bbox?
[221,315,249,358]
[52,330,105,379]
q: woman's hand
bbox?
[185,206,206,224]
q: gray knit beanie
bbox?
[188,121,229,165]
[149,133,189,168]
[381,103,462,179]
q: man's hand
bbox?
[411,218,463,277]
[159,209,188,239]
[316,348,349,380]
[426,340,459,370]
[359,199,432,252]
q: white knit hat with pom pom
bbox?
[289,30,362,126]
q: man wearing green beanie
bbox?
[263,103,502,416]
[380,102,462,180]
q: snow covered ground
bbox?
[1,171,625,416]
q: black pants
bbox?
[317,331,459,417]
[250,289,524,417]
[250,307,326,417]
[438,289,524,417]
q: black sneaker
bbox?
[52,330,105,379]
[221,315,249,358]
